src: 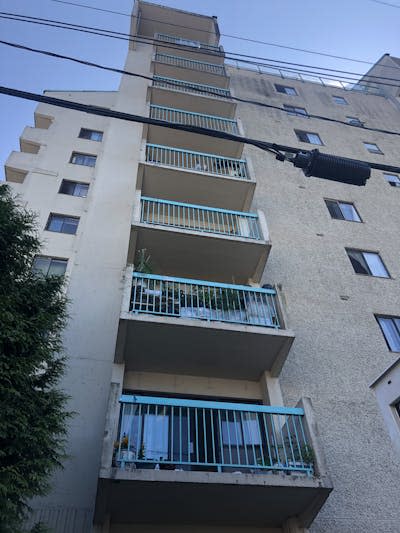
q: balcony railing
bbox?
[115,395,313,475]
[149,104,239,134]
[155,32,222,53]
[152,75,231,99]
[154,53,226,76]
[140,196,262,239]
[145,144,249,180]
[130,273,280,328]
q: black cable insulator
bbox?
[293,150,371,186]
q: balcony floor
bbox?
[153,62,230,90]
[130,222,270,284]
[146,123,244,159]
[95,469,332,528]
[115,312,294,379]
[139,162,255,211]
[150,86,236,119]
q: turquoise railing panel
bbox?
[114,395,313,475]
[155,32,222,52]
[140,196,261,240]
[152,75,231,99]
[130,272,280,328]
[145,143,249,180]
[149,104,239,134]
[154,52,226,76]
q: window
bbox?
[364,142,383,154]
[59,180,89,197]
[384,173,400,187]
[46,214,79,235]
[275,84,297,96]
[376,316,400,352]
[347,116,363,127]
[325,200,361,222]
[346,249,389,278]
[332,95,348,105]
[283,105,308,117]
[78,128,103,142]
[70,152,97,167]
[32,256,68,276]
[295,130,323,145]
[394,399,400,418]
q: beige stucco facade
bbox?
[5,1,400,532]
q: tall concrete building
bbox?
[5,1,400,532]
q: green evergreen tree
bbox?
[0,184,70,532]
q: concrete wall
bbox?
[371,359,400,456]
[11,43,153,531]
[228,65,400,532]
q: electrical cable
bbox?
[47,0,400,71]
[2,38,400,138]
[369,0,400,7]
[1,11,400,87]
[1,85,400,175]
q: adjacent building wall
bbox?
[228,65,400,532]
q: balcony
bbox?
[115,272,295,379]
[147,104,243,158]
[130,196,270,283]
[139,144,255,211]
[153,53,229,89]
[150,76,236,118]
[19,126,46,154]
[95,395,332,528]
[132,1,220,49]
[4,151,38,183]
[154,32,224,65]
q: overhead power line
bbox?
[47,0,400,71]
[2,12,400,90]
[369,0,400,7]
[2,38,400,138]
[1,85,400,183]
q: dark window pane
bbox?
[79,128,103,141]
[48,259,68,276]
[347,249,369,275]
[70,153,97,167]
[32,256,67,276]
[333,96,347,105]
[325,200,344,220]
[59,180,77,195]
[74,183,89,197]
[62,217,79,235]
[275,84,297,95]
[47,215,64,232]
[32,256,51,275]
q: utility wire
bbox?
[2,13,400,89]
[2,38,400,138]
[1,85,400,174]
[369,0,400,7]
[48,0,400,71]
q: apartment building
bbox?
[4,1,400,532]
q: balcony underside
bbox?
[152,62,230,90]
[115,313,294,379]
[95,469,331,528]
[138,163,255,211]
[129,223,270,284]
[145,123,244,159]
[150,86,236,119]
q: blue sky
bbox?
[1,0,399,180]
